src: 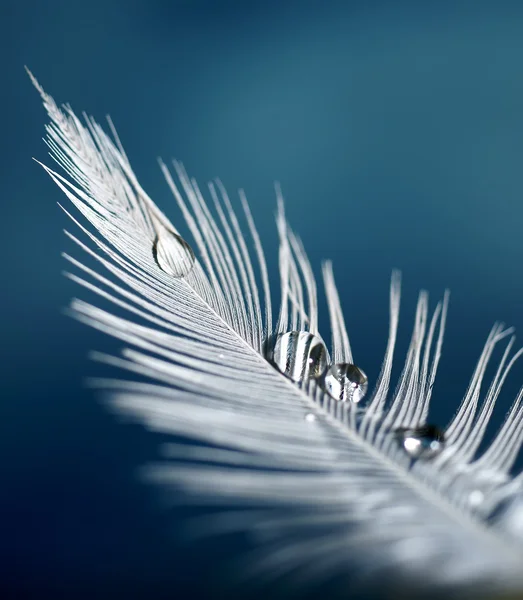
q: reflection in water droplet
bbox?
[323,363,368,403]
[271,331,328,383]
[395,424,445,460]
[153,229,195,278]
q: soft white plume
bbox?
[29,68,523,599]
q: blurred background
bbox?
[2,0,523,597]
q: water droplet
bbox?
[153,227,195,278]
[305,413,316,422]
[323,363,368,403]
[468,490,484,507]
[395,424,445,460]
[271,331,328,382]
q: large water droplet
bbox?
[153,228,195,278]
[323,363,368,403]
[271,331,328,382]
[395,424,445,460]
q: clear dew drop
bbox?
[271,331,328,383]
[395,424,445,460]
[468,490,484,508]
[153,228,195,278]
[323,363,368,403]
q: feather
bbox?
[29,68,523,599]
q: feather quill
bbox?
[29,69,523,599]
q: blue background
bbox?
[2,0,523,597]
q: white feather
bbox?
[29,68,523,599]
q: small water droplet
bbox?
[468,490,484,507]
[271,331,328,382]
[323,363,368,403]
[153,227,195,278]
[305,413,316,422]
[395,424,445,460]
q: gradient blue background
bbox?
[2,1,523,597]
